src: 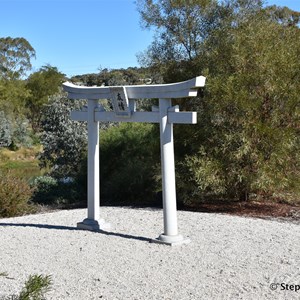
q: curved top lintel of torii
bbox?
[62,76,206,100]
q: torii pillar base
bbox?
[151,234,191,246]
[152,98,191,246]
[77,218,111,231]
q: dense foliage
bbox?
[39,94,88,179]
[0,38,64,150]
[0,111,12,147]
[0,172,34,217]
[138,0,300,204]
[0,37,35,80]
[100,122,160,206]
[26,65,66,132]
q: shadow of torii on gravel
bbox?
[0,222,152,243]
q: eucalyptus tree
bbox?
[26,65,66,132]
[0,37,35,80]
[0,37,35,146]
[136,0,228,81]
[137,0,300,202]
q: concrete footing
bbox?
[77,218,111,231]
[151,234,191,246]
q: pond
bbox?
[0,147,47,182]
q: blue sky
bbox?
[0,0,299,78]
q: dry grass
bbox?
[0,146,41,162]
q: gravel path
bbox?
[0,207,299,300]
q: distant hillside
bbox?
[70,66,163,86]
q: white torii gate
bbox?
[63,76,206,245]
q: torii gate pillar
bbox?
[63,76,206,245]
[158,98,182,244]
[76,99,108,231]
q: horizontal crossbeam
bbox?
[63,76,206,100]
[71,110,197,124]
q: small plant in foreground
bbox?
[18,274,52,300]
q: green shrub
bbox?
[31,175,85,206]
[100,122,160,206]
[0,172,34,218]
[138,1,300,204]
[12,117,33,149]
[31,176,58,204]
[0,111,12,148]
[39,94,87,179]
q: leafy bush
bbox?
[0,112,33,150]
[12,117,33,148]
[39,94,88,179]
[0,172,34,218]
[0,111,12,148]
[176,14,300,203]
[99,122,160,206]
[30,176,58,204]
[31,175,85,206]
[139,2,300,204]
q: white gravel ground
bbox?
[0,207,299,300]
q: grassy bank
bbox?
[0,146,45,181]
